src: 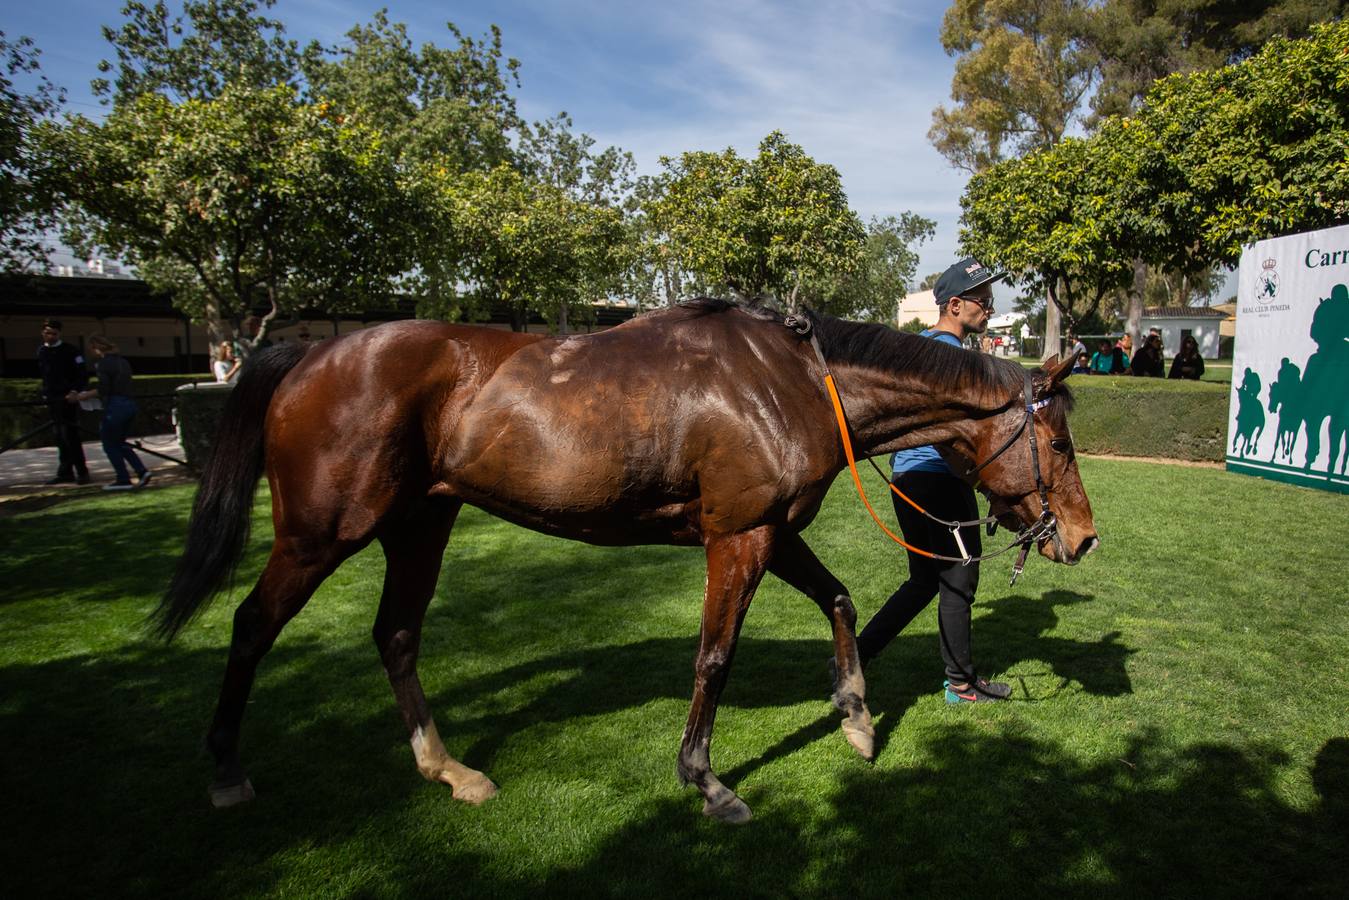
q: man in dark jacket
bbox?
[37,319,90,484]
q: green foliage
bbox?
[1086,0,1349,124]
[0,33,63,272]
[436,165,630,331]
[898,316,929,334]
[929,0,1097,172]
[55,83,416,345]
[93,0,302,102]
[804,213,935,322]
[646,132,866,309]
[962,22,1349,317]
[301,10,521,173]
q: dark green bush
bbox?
[1066,376,1228,462]
[0,375,209,450]
[174,382,234,468]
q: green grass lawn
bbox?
[2,459,1346,898]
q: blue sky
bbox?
[8,0,978,284]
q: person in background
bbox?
[1072,351,1092,374]
[1168,335,1205,380]
[213,340,240,383]
[37,319,91,485]
[1067,330,1087,362]
[1130,332,1166,377]
[70,335,152,491]
[1112,334,1132,374]
[1089,339,1114,374]
[854,256,1012,704]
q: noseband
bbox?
[788,315,1061,584]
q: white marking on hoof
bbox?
[448,772,498,806]
[208,777,255,808]
[703,793,752,824]
[841,717,875,761]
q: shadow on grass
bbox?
[4,632,1340,898]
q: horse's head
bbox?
[945,354,1099,565]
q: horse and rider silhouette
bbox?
[1245,282,1349,475]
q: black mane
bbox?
[671,296,1073,411]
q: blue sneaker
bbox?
[944,677,1011,703]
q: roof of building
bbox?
[1141,306,1230,319]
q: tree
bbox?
[57,84,416,348]
[960,22,1349,343]
[1086,0,1349,124]
[646,131,866,310]
[442,165,629,332]
[803,213,935,322]
[93,0,302,104]
[0,33,64,272]
[929,0,1097,173]
[301,10,522,173]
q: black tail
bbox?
[153,343,309,640]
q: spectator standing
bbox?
[36,319,91,485]
[1168,335,1205,380]
[71,336,151,491]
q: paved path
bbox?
[0,433,192,504]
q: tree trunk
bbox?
[1127,259,1146,351]
[1044,288,1061,363]
[558,298,570,335]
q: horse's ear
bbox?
[1045,353,1075,388]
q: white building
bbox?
[1138,306,1229,359]
[895,289,940,328]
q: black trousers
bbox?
[47,399,88,478]
[856,470,982,684]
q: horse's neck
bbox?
[829,361,1011,459]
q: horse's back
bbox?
[440,306,834,541]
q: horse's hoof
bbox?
[841,718,875,761]
[208,777,255,808]
[702,793,752,825]
[449,773,498,806]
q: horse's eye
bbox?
[1051,438,1073,455]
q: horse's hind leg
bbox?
[206,538,349,807]
[768,531,874,760]
[373,498,497,806]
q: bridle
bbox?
[786,314,1061,585]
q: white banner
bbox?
[1228,223,1349,493]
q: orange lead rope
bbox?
[824,372,940,559]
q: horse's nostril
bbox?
[1076,537,1100,560]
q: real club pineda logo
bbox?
[1255,258,1279,303]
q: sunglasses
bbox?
[959,295,995,313]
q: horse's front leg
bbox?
[768,530,875,761]
[677,526,774,825]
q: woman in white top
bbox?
[213,340,240,383]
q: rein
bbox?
[786,314,1058,585]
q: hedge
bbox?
[1060,375,1229,462]
[174,382,234,468]
[0,375,210,451]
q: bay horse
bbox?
[156,299,1098,824]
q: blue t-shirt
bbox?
[890,329,964,476]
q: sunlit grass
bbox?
[1,458,1345,897]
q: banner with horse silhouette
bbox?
[1229,223,1349,493]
